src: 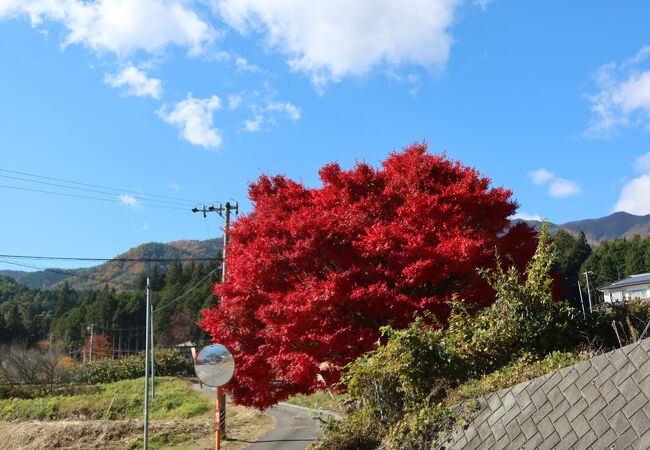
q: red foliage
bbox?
[199,143,536,408]
[84,332,115,360]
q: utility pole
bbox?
[143,277,151,450]
[578,279,586,319]
[192,200,238,444]
[192,201,239,282]
[583,271,594,313]
[87,324,95,363]
[150,301,155,399]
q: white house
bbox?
[599,273,650,303]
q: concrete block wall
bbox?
[440,338,650,449]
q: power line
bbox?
[0,254,223,262]
[0,174,199,208]
[155,268,220,312]
[0,259,136,288]
[0,184,189,211]
[0,168,210,205]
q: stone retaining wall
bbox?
[441,338,650,449]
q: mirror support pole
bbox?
[215,387,223,450]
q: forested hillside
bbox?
[3,227,650,354]
[0,238,222,290]
[518,211,650,245]
[0,260,220,354]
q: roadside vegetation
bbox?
[312,224,650,450]
[0,377,273,450]
[0,377,208,421]
[286,390,345,414]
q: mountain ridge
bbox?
[0,238,223,290]
[3,211,650,290]
[516,211,650,244]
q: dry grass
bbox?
[0,404,274,450]
[0,377,274,450]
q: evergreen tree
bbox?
[55,281,72,319]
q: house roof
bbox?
[600,273,650,291]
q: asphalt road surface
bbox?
[192,384,328,450]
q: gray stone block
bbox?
[553,414,572,438]
[571,413,589,438]
[633,428,650,450]
[582,396,607,421]
[538,431,560,450]
[572,429,597,450]
[622,392,647,418]
[619,377,642,402]
[436,341,650,450]
[627,407,648,437]
[560,430,578,448]
[608,410,632,435]
[596,428,617,449]
[615,426,638,448]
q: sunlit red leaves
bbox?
[199,143,536,408]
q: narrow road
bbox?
[192,384,331,450]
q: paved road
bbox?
[192,384,329,450]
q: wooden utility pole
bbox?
[192,200,238,448]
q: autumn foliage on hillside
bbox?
[200,143,536,408]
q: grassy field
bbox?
[0,377,273,450]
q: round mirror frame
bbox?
[194,343,235,387]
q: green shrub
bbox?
[73,349,191,384]
[314,408,383,450]
[581,297,650,348]
[315,223,580,449]
[382,403,455,450]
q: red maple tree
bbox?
[200,143,536,408]
[84,332,115,360]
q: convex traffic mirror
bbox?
[194,344,235,387]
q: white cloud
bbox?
[104,66,162,99]
[528,168,580,199]
[158,93,223,149]
[614,174,650,215]
[243,115,263,132]
[168,183,181,191]
[614,152,650,215]
[635,152,650,173]
[267,101,301,121]
[118,193,143,210]
[228,94,243,110]
[0,0,216,57]
[215,0,459,87]
[548,178,580,198]
[512,212,542,222]
[586,46,650,137]
[235,56,260,72]
[473,0,493,11]
[529,168,555,185]
[242,99,300,131]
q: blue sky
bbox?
[1,0,650,270]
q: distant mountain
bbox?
[0,238,222,290]
[516,211,650,244]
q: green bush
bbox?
[315,408,383,450]
[73,349,191,384]
[382,403,455,450]
[581,297,650,348]
[314,223,580,449]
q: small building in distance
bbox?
[600,273,650,303]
